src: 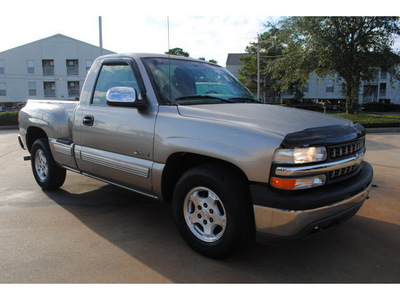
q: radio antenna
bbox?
[167,16,172,103]
[167,16,171,53]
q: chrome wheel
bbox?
[35,149,48,182]
[183,186,227,243]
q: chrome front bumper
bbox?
[253,182,371,237]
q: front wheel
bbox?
[31,138,66,190]
[172,165,253,258]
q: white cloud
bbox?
[6,1,399,68]
[2,1,271,67]
[164,16,267,65]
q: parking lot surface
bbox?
[0,129,399,283]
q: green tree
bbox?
[239,29,286,102]
[165,49,217,63]
[265,17,400,113]
[165,48,190,57]
[199,57,218,64]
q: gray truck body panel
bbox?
[18,53,372,239]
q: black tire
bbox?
[31,138,66,190]
[172,164,254,258]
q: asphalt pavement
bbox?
[0,129,399,283]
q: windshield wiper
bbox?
[175,95,235,104]
[228,97,261,103]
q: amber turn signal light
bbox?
[270,175,326,190]
[270,177,297,190]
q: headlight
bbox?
[273,147,327,164]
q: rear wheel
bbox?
[172,164,253,258]
[31,138,66,190]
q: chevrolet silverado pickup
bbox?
[18,53,373,258]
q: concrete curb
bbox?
[0,125,19,130]
[365,127,400,133]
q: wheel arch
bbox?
[161,152,250,204]
[26,126,48,153]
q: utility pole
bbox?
[99,16,103,56]
[167,16,170,52]
[376,69,381,103]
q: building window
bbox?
[341,83,346,93]
[27,60,35,74]
[326,83,334,93]
[0,61,4,74]
[42,60,54,76]
[381,70,387,80]
[28,82,37,96]
[68,81,80,97]
[86,60,93,73]
[301,84,309,93]
[380,83,386,97]
[66,59,79,75]
[44,81,56,97]
[0,82,6,96]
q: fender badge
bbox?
[133,151,150,158]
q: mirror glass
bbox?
[106,86,137,104]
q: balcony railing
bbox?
[44,89,56,97]
[67,66,79,75]
[68,88,80,97]
[43,67,54,76]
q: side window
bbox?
[92,64,140,105]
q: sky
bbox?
[1,1,400,67]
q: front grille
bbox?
[329,163,361,179]
[329,138,365,159]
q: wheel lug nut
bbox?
[204,203,208,208]
[198,205,202,210]
[209,218,213,223]
[203,220,207,225]
[209,209,214,214]
[198,214,202,219]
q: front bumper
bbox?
[251,161,373,239]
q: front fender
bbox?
[154,106,283,183]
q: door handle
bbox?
[83,115,94,126]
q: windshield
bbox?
[142,58,259,105]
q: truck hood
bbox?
[177,104,360,146]
[177,104,351,135]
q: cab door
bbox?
[75,60,157,195]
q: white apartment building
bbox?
[0,34,114,104]
[226,53,400,105]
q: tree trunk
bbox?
[345,79,360,114]
[345,81,355,114]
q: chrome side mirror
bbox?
[106,86,148,109]
[106,86,137,106]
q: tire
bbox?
[172,164,254,258]
[31,138,66,190]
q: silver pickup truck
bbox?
[18,53,373,258]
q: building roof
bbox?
[226,53,247,66]
[0,33,115,55]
